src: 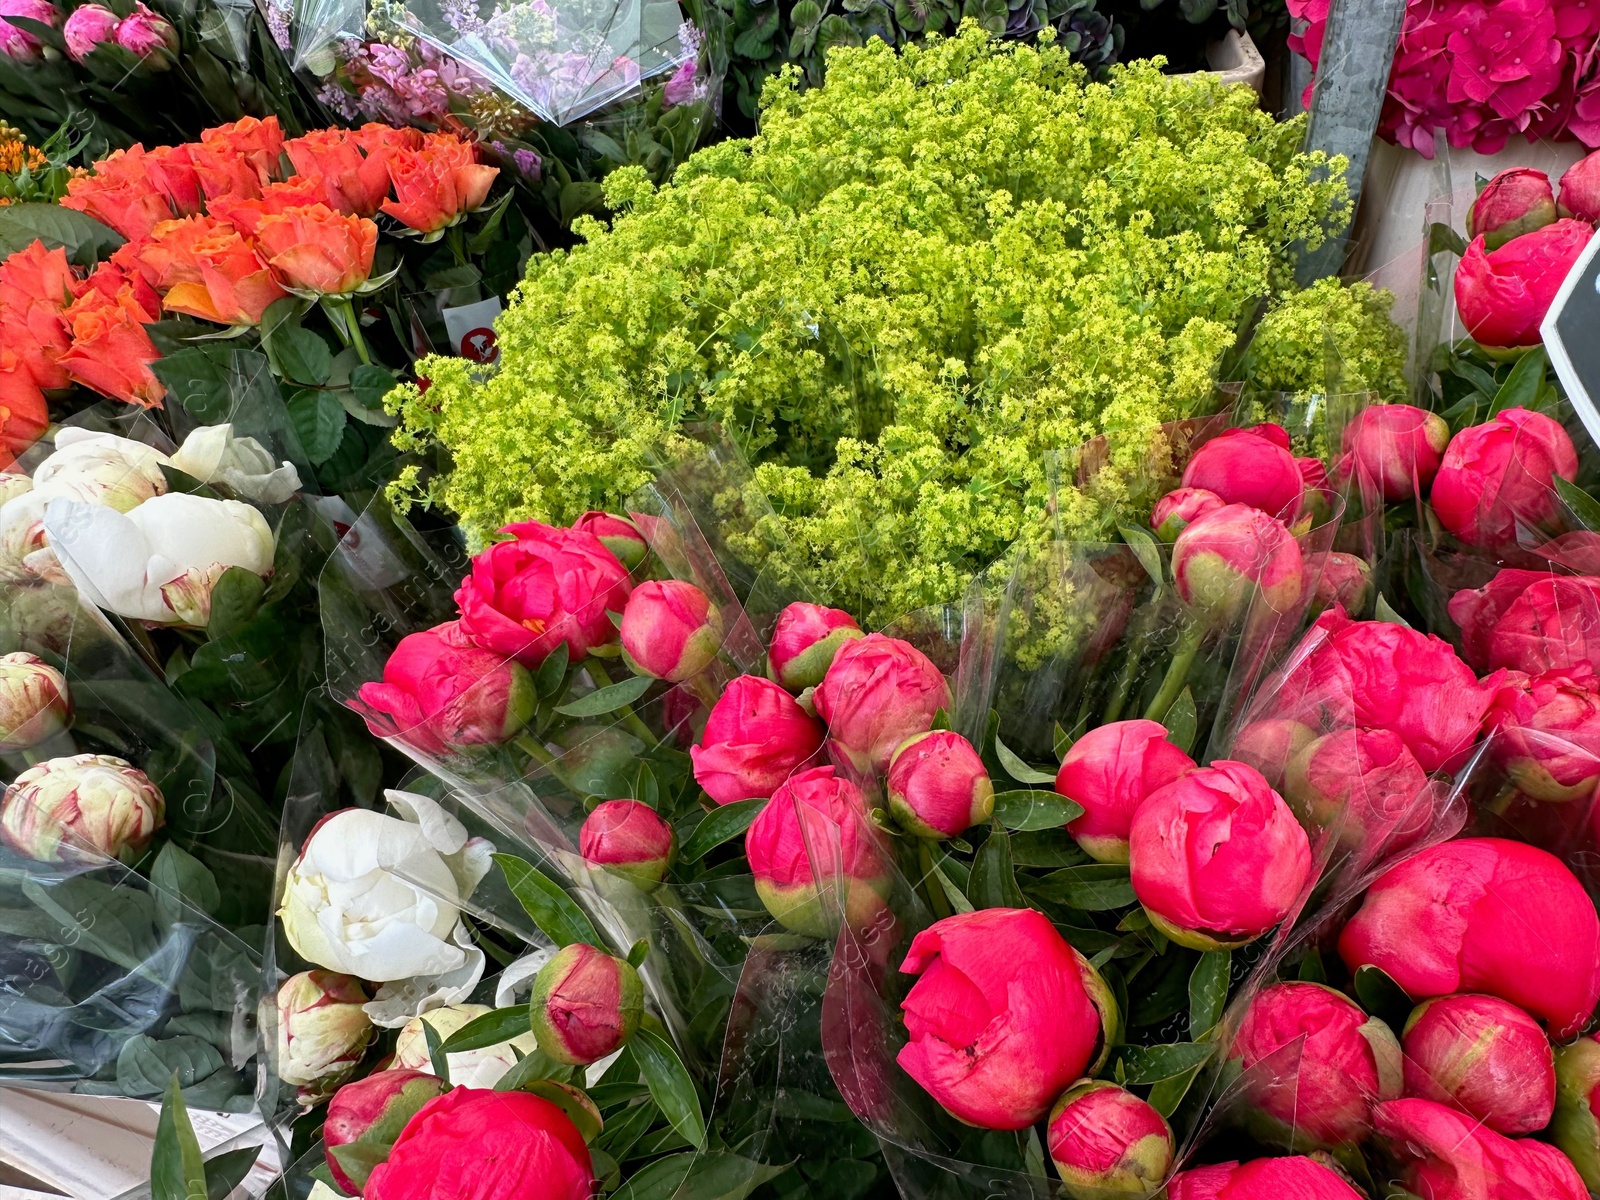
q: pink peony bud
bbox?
[275,970,372,1103]
[1559,151,1600,223]
[1484,665,1600,800]
[1451,570,1600,677]
[690,674,824,805]
[323,1069,450,1195]
[1431,407,1578,549]
[0,651,70,751]
[112,2,175,57]
[1166,1157,1367,1199]
[1553,1034,1600,1189]
[1374,1097,1587,1200]
[1283,727,1434,860]
[745,764,889,936]
[62,3,118,60]
[456,521,631,667]
[0,0,57,60]
[1229,981,1403,1149]
[0,753,164,862]
[1172,504,1306,624]
[1128,760,1312,950]
[1053,719,1195,864]
[1339,837,1600,1040]
[356,620,536,756]
[1181,424,1304,519]
[619,579,724,682]
[1306,551,1374,617]
[766,601,864,691]
[570,510,648,570]
[579,798,676,889]
[1455,220,1591,349]
[1047,1080,1173,1199]
[528,941,643,1065]
[898,908,1099,1130]
[1336,403,1451,503]
[1468,168,1558,250]
[813,633,950,776]
[1151,486,1226,541]
[1228,718,1317,790]
[1297,456,1336,526]
[1402,993,1554,1135]
[886,730,993,838]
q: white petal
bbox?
[41,499,165,621]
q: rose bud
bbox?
[1484,666,1600,800]
[456,521,631,667]
[1455,219,1592,349]
[766,601,865,691]
[1559,151,1600,223]
[275,970,373,1103]
[356,621,536,756]
[690,674,824,805]
[886,730,993,838]
[1553,1034,1600,1188]
[364,1089,593,1200]
[1453,572,1600,677]
[1129,760,1312,950]
[1228,981,1403,1149]
[1227,718,1317,790]
[897,908,1099,1130]
[0,651,70,751]
[813,633,951,776]
[619,579,724,682]
[324,1070,450,1196]
[393,1002,538,1088]
[1054,719,1195,864]
[1166,1157,1366,1200]
[1307,551,1373,617]
[1467,168,1558,250]
[745,765,890,937]
[1283,728,1433,859]
[0,753,164,863]
[1431,407,1579,548]
[1374,1097,1587,1200]
[1172,504,1306,624]
[570,510,648,570]
[1047,1081,1174,1199]
[1181,424,1305,519]
[1402,993,1554,1135]
[63,3,119,61]
[528,942,643,1065]
[1338,837,1600,1039]
[1336,403,1451,505]
[579,798,677,889]
[1151,486,1226,541]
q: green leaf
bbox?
[535,642,570,699]
[438,1005,532,1053]
[681,798,765,861]
[494,1046,573,1090]
[149,842,222,928]
[627,938,650,968]
[1556,476,1600,533]
[0,202,122,266]
[992,789,1083,831]
[556,674,652,717]
[1029,864,1137,911]
[1053,721,1074,761]
[632,1028,706,1149]
[423,1019,451,1085]
[1164,688,1197,755]
[151,1075,207,1200]
[1117,524,1165,589]
[1298,948,1327,983]
[969,825,1025,909]
[1488,345,1546,416]
[994,736,1059,786]
[1008,828,1089,868]
[929,858,974,913]
[204,567,265,639]
[287,389,346,465]
[1114,1041,1215,1085]
[275,325,334,386]
[1427,220,1467,258]
[1147,1063,1204,1118]
[350,364,398,411]
[1188,949,1231,1039]
[1373,593,1411,628]
[1354,964,1412,1030]
[204,1146,261,1200]
[495,853,603,947]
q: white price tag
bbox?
[441,297,504,364]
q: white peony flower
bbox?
[31,428,170,512]
[170,425,301,505]
[391,1003,538,1089]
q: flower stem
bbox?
[326,296,372,365]
[915,840,952,922]
[1143,621,1205,725]
[582,659,659,747]
[513,732,555,767]
[1101,621,1151,725]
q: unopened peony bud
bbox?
[1167,1157,1366,1199]
[766,601,864,691]
[813,634,950,776]
[571,511,648,570]
[690,674,824,805]
[1484,666,1600,801]
[886,730,993,838]
[1553,1034,1600,1189]
[324,1070,450,1195]
[0,651,69,750]
[1431,407,1578,549]
[1469,169,1559,249]
[1181,425,1304,519]
[393,1002,537,1088]
[1306,551,1373,617]
[1172,504,1305,624]
[113,2,176,57]
[1283,727,1434,860]
[1151,487,1226,541]
[619,579,724,682]
[275,970,373,1102]
[1402,993,1554,1135]
[547,725,645,798]
[1047,1081,1174,1200]
[1336,404,1450,503]
[1228,718,1317,790]
[1375,1097,1587,1200]
[579,798,676,889]
[1054,719,1195,864]
[1455,221,1591,350]
[0,753,164,862]
[529,942,643,1065]
[1559,152,1600,223]
[63,4,118,60]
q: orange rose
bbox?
[254,203,376,295]
[187,138,265,206]
[198,115,285,185]
[0,309,71,391]
[100,250,164,319]
[133,215,232,291]
[60,288,165,408]
[0,240,79,312]
[381,143,499,233]
[161,224,286,326]
[143,144,204,216]
[354,123,423,155]
[0,347,48,468]
[61,146,176,242]
[206,176,330,237]
[285,129,392,218]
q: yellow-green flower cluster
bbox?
[389,25,1400,626]
[1242,278,1410,402]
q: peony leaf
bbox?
[631,1029,706,1149]
[1028,864,1136,911]
[422,1020,451,1085]
[522,1079,604,1142]
[1114,1041,1215,1085]
[1373,593,1411,628]
[1163,687,1197,755]
[555,673,651,718]
[994,735,1058,785]
[203,1147,262,1200]
[969,824,1025,908]
[680,798,765,861]
[1118,524,1166,590]
[1556,476,1600,533]
[151,1075,207,1200]
[1188,949,1231,1039]
[535,642,570,701]
[992,789,1083,831]
[438,1005,532,1053]
[1354,964,1412,1030]
[495,853,604,948]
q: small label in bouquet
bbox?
[1542,227,1600,448]
[442,297,504,364]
